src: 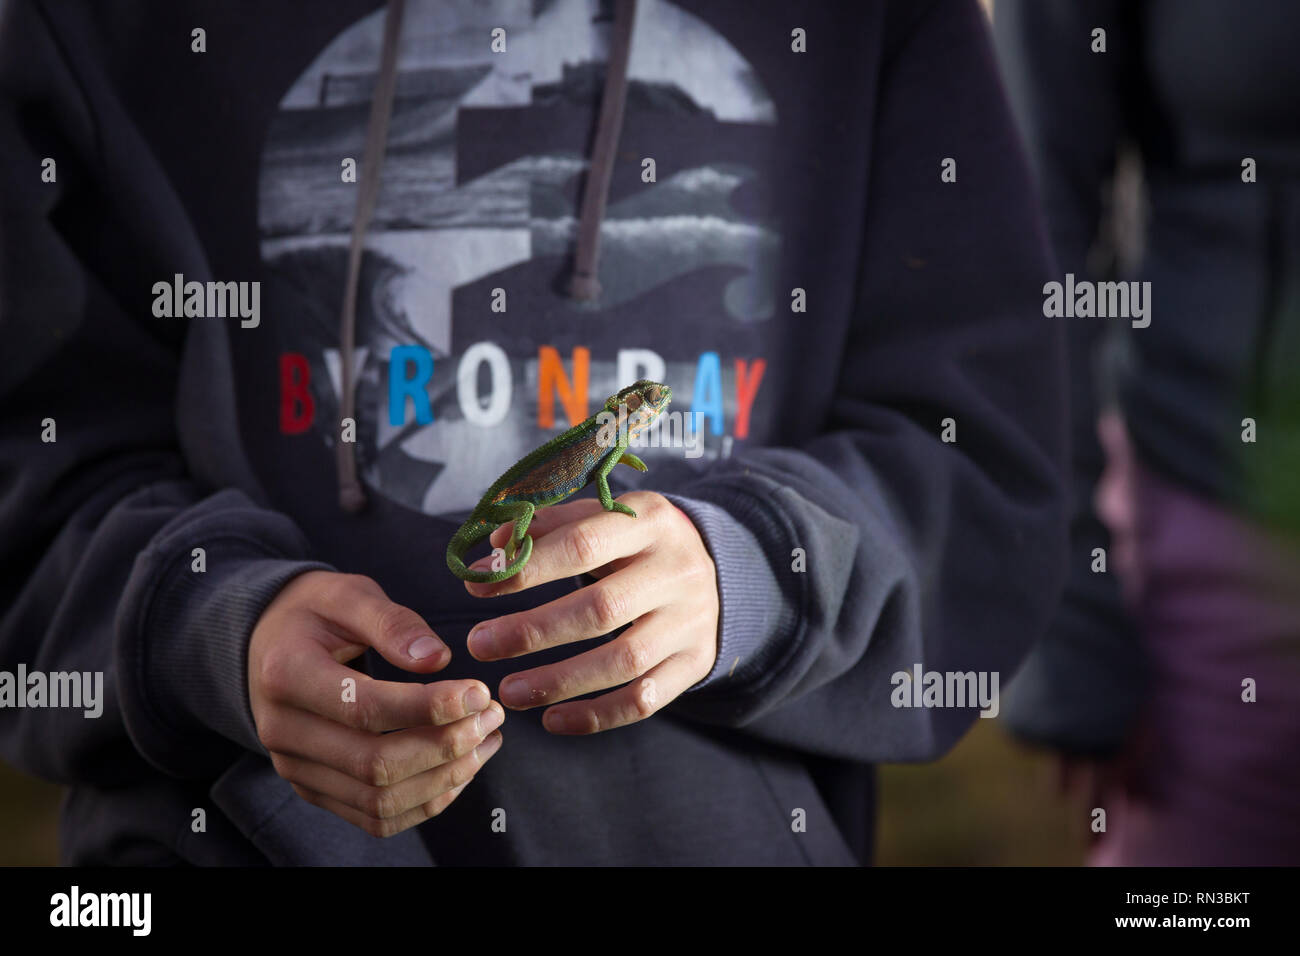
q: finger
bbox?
[292,783,461,839]
[469,499,661,596]
[289,733,501,839]
[467,567,662,662]
[487,498,604,551]
[260,646,493,732]
[540,653,705,734]
[495,611,677,709]
[312,574,452,672]
[262,701,504,785]
[280,729,503,822]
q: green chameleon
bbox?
[446,380,673,583]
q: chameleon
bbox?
[446,380,672,583]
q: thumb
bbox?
[317,574,452,673]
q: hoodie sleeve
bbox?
[0,0,332,784]
[991,0,1148,755]
[660,0,1070,763]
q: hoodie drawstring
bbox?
[567,0,637,301]
[337,0,405,513]
[337,0,637,511]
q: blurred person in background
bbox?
[994,0,1300,864]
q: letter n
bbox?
[538,345,589,428]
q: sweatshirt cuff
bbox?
[661,492,798,694]
[117,494,335,778]
[154,554,333,751]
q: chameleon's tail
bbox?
[445,521,533,584]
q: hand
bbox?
[1095,410,1141,604]
[249,571,504,837]
[462,491,720,734]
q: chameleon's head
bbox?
[605,380,672,438]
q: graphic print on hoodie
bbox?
[257,0,779,517]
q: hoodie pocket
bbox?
[205,751,434,866]
[751,750,860,866]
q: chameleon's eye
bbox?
[645,385,661,404]
[624,392,643,412]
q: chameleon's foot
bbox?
[502,536,528,563]
[618,453,648,472]
[609,502,636,517]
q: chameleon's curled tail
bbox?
[446,520,533,583]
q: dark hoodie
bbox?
[0,0,1066,865]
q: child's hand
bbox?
[462,491,720,733]
[248,571,503,837]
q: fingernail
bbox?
[468,626,497,659]
[545,711,570,733]
[499,675,531,708]
[463,684,490,713]
[408,635,445,660]
[478,702,505,734]
[475,730,503,761]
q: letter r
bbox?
[389,346,434,426]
